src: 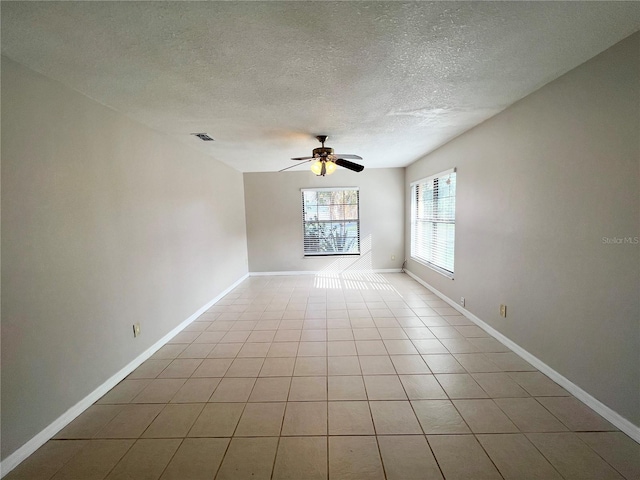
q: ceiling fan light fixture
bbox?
[325,161,337,175]
[311,160,336,176]
[310,160,324,176]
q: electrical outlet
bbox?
[499,304,507,318]
[391,254,396,261]
[460,297,465,307]
[133,323,141,337]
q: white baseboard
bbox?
[404,269,640,443]
[249,269,403,276]
[0,273,249,478]
[250,270,317,276]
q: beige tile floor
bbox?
[7,273,640,480]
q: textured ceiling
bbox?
[2,1,639,172]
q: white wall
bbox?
[244,168,405,273]
[405,33,639,425]
[1,57,249,460]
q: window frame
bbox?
[410,168,457,278]
[301,187,360,257]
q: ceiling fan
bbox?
[280,135,364,176]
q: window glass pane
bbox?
[304,205,317,221]
[318,205,331,220]
[303,190,318,204]
[318,191,332,205]
[330,204,345,221]
[344,190,358,205]
[344,205,357,219]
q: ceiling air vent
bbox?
[192,133,214,141]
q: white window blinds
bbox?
[410,169,456,276]
[302,188,360,256]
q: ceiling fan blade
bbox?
[279,159,313,172]
[335,158,365,172]
[334,154,363,160]
[291,156,314,161]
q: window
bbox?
[410,169,456,277]
[302,188,360,256]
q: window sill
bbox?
[410,257,454,279]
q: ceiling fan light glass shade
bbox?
[310,161,324,175]
[325,161,337,175]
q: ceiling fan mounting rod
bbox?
[313,133,334,159]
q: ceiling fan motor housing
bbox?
[313,146,334,158]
